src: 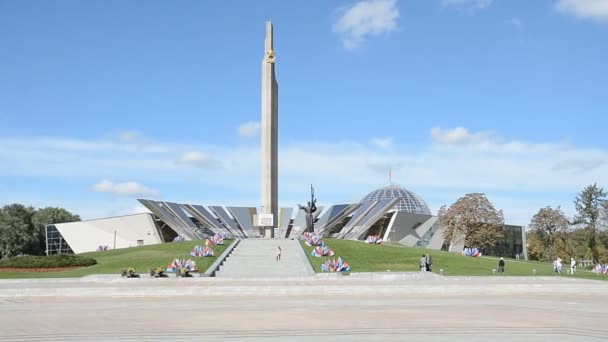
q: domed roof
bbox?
[360,185,432,215]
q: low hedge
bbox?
[0,254,97,269]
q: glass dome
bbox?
[360,185,432,215]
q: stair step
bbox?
[215,239,312,278]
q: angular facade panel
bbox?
[278,207,293,238]
[336,201,378,239]
[227,207,257,234]
[389,212,433,242]
[210,206,246,238]
[138,199,199,240]
[344,198,399,240]
[317,204,360,236]
[139,199,182,230]
[181,204,224,234]
[289,209,307,238]
[162,202,204,240]
[49,213,162,254]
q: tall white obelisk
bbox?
[261,21,278,238]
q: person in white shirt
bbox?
[570,257,576,274]
[556,257,562,274]
[419,255,427,272]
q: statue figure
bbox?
[298,185,317,233]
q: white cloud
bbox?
[2,129,608,225]
[333,0,400,49]
[116,130,142,143]
[176,151,221,169]
[430,126,495,145]
[238,121,261,138]
[442,0,493,12]
[552,158,606,173]
[92,180,159,197]
[371,136,394,149]
[507,17,525,30]
[556,0,608,22]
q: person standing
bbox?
[425,254,433,272]
[275,246,282,261]
[556,257,562,274]
[419,254,426,272]
[498,257,505,275]
[570,257,576,274]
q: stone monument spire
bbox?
[260,21,278,238]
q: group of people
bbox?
[419,254,432,272]
[551,257,578,274]
[593,263,608,275]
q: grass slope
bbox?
[301,238,607,281]
[0,240,231,279]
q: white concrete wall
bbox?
[54,213,162,254]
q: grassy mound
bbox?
[0,239,232,279]
[0,254,97,269]
[300,238,607,280]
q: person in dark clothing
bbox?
[425,254,433,272]
[498,257,505,274]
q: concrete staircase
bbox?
[215,239,314,278]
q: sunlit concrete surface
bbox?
[0,276,606,341]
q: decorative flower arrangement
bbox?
[301,232,324,246]
[205,233,225,246]
[311,245,334,257]
[365,235,383,244]
[191,245,215,257]
[321,257,350,272]
[462,247,482,257]
[149,267,168,278]
[178,268,193,277]
[166,258,198,273]
[121,267,139,278]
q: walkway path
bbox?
[1,279,607,341]
[215,238,314,278]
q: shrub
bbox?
[0,254,97,268]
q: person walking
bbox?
[570,257,576,274]
[556,257,562,274]
[498,257,505,275]
[419,254,426,272]
[425,254,433,272]
[275,246,282,261]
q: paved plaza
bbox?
[0,275,607,341]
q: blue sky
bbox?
[1,0,607,225]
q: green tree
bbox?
[30,207,81,255]
[526,230,547,261]
[438,193,505,253]
[0,204,36,259]
[573,183,606,261]
[527,206,569,261]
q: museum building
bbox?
[46,184,527,259]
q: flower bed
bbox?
[0,266,87,272]
[0,254,97,269]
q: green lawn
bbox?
[300,238,608,281]
[0,240,232,279]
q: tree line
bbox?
[0,204,80,260]
[527,184,608,263]
[438,184,608,263]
